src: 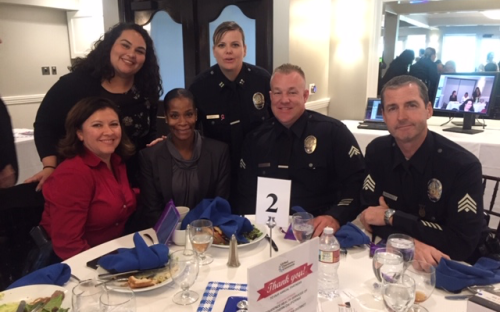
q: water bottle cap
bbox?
[323,227,333,234]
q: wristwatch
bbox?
[384,209,396,226]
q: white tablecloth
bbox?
[13,128,41,184]
[63,220,469,312]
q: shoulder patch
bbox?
[457,194,477,214]
[363,174,375,192]
[349,146,361,158]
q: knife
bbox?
[444,295,473,300]
[265,234,278,252]
[97,265,168,280]
[16,300,26,312]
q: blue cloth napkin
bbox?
[335,222,370,248]
[7,263,71,290]
[98,232,169,273]
[180,197,253,243]
[436,257,500,292]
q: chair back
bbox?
[483,175,500,237]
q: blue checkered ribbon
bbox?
[197,281,248,312]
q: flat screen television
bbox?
[433,72,500,134]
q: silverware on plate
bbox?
[97,265,167,280]
[15,300,26,312]
[444,295,473,300]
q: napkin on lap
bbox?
[180,197,253,243]
[98,232,169,273]
[335,222,370,248]
[7,263,71,290]
[436,257,500,292]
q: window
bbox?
[441,35,476,72]
[406,35,426,58]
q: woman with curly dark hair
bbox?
[28,23,162,190]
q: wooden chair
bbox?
[482,174,500,237]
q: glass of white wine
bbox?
[189,219,214,265]
[405,260,436,312]
[291,212,314,243]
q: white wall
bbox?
[0,3,72,128]
[0,0,79,10]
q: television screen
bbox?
[433,72,499,116]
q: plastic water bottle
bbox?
[318,226,340,299]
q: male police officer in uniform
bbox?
[359,75,489,265]
[238,63,365,236]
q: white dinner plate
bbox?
[0,284,70,310]
[102,267,173,293]
[212,223,267,249]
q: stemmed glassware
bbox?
[169,249,200,305]
[382,273,416,312]
[372,248,404,300]
[405,260,436,312]
[72,279,105,312]
[99,287,136,312]
[291,212,314,243]
[387,234,415,268]
[189,219,214,265]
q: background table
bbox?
[64,220,469,312]
[13,129,41,184]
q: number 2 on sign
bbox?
[266,194,278,213]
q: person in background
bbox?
[449,90,458,102]
[443,60,456,73]
[189,21,272,213]
[415,48,425,63]
[479,52,496,72]
[0,97,18,189]
[359,75,489,265]
[459,99,475,112]
[378,49,414,95]
[28,23,162,190]
[409,47,439,103]
[462,92,470,102]
[40,97,136,260]
[435,59,444,74]
[136,88,230,228]
[472,87,481,102]
[238,63,365,237]
[484,62,499,72]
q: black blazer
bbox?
[136,136,230,228]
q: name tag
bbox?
[230,120,241,125]
[258,163,271,168]
[206,114,219,120]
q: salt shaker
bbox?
[227,234,240,267]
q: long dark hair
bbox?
[71,23,163,102]
[58,97,135,160]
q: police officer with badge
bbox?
[359,75,489,265]
[189,22,272,212]
[238,63,365,236]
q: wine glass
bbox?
[291,212,314,243]
[387,234,415,267]
[169,249,200,305]
[382,273,416,312]
[405,260,436,312]
[189,219,214,265]
[72,279,105,312]
[372,248,404,300]
[99,287,136,312]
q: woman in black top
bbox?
[472,87,481,102]
[449,90,457,102]
[28,23,162,190]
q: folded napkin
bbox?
[180,197,253,243]
[335,222,370,248]
[436,257,500,292]
[98,232,169,273]
[7,263,71,290]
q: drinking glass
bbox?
[72,279,105,312]
[189,219,214,265]
[291,212,314,243]
[372,248,404,300]
[169,249,200,305]
[405,260,436,312]
[100,287,136,312]
[382,273,416,312]
[387,234,415,267]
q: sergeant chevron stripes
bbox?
[348,146,361,158]
[457,194,477,214]
[338,198,353,206]
[239,159,246,169]
[363,175,375,192]
[421,220,443,231]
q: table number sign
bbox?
[255,177,291,228]
[247,237,319,312]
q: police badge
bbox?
[253,92,265,110]
[427,179,442,202]
[304,135,317,154]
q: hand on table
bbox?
[312,215,340,238]
[414,238,450,266]
[359,196,389,232]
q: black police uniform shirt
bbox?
[189,62,272,174]
[238,110,366,224]
[360,131,489,261]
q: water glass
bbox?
[291,212,314,243]
[372,248,404,300]
[382,273,416,312]
[169,249,200,305]
[405,260,436,312]
[100,287,136,312]
[189,219,214,265]
[387,234,415,266]
[72,279,105,312]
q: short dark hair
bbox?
[213,21,245,46]
[380,75,429,109]
[271,63,306,88]
[71,22,163,102]
[58,97,135,160]
[163,88,196,114]
[424,47,436,59]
